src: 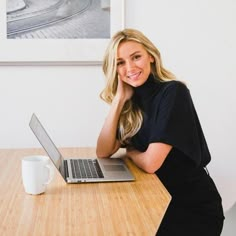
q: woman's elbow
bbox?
[96,149,111,158]
[144,167,156,174]
[96,142,120,158]
[96,147,116,158]
[142,162,160,174]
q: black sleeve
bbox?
[149,82,211,167]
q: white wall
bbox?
[0,65,108,148]
[0,0,235,217]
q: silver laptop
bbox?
[29,113,135,183]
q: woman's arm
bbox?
[96,97,125,158]
[126,143,172,173]
[96,78,134,158]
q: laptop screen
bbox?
[29,114,63,171]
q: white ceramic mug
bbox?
[22,155,54,195]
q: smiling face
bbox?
[116,40,154,87]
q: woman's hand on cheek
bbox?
[116,75,134,102]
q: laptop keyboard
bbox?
[70,159,104,179]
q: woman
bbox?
[96,28,224,235]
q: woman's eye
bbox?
[117,61,124,66]
[133,55,141,60]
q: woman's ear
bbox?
[149,55,154,63]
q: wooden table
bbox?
[0,147,171,236]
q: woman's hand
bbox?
[115,75,134,102]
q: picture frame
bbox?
[0,0,125,65]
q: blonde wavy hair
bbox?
[101,28,176,145]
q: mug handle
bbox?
[44,164,54,185]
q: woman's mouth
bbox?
[127,72,141,81]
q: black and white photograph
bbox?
[0,0,124,63]
[7,0,110,39]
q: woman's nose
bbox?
[126,60,134,70]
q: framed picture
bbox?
[0,0,125,65]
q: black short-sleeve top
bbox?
[130,74,211,190]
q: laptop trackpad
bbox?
[103,165,126,172]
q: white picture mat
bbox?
[0,0,125,65]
